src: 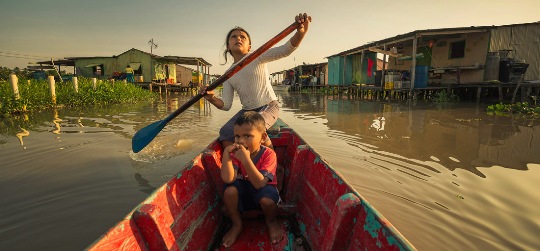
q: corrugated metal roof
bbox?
[35,48,212,67]
[161,56,212,67]
[33,59,76,66]
[84,63,102,68]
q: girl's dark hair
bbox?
[222,26,251,65]
[234,111,266,133]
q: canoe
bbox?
[87,119,415,250]
[272,84,291,92]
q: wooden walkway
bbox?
[294,81,540,102]
[133,82,198,93]
[133,81,540,103]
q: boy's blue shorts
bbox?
[224,179,280,212]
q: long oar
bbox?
[132,21,300,153]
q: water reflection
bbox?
[370,115,385,131]
[134,173,157,195]
[278,92,540,177]
[0,94,212,154]
[1,91,538,251]
[16,126,29,148]
[52,109,62,135]
[77,117,84,128]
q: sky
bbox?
[1,0,539,75]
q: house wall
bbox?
[327,53,399,86]
[376,58,386,71]
[489,22,540,81]
[389,32,490,83]
[327,56,342,85]
[74,58,117,79]
[176,65,193,86]
[350,53,377,85]
[344,55,353,85]
[117,50,153,82]
[153,60,177,83]
[323,64,328,85]
[71,48,209,83]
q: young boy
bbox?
[220,111,282,247]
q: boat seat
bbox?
[131,154,223,251]
[239,202,297,219]
[86,219,148,251]
[321,193,362,250]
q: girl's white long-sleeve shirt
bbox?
[220,40,297,111]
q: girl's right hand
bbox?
[295,13,311,34]
[199,85,215,100]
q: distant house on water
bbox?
[32,48,212,86]
[326,21,540,89]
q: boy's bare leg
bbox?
[222,186,243,247]
[260,197,283,244]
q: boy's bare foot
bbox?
[267,220,283,244]
[222,224,242,248]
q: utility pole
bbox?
[148,39,158,54]
[148,39,158,82]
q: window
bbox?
[92,64,104,76]
[449,41,465,59]
[134,66,142,75]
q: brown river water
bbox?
[1,91,539,250]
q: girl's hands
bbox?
[199,85,215,100]
[295,13,311,34]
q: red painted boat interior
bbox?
[87,120,415,250]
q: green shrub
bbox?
[431,90,460,103]
[1,78,157,116]
[487,101,540,116]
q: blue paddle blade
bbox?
[132,120,167,153]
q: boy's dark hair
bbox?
[222,26,251,65]
[234,111,266,133]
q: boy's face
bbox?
[233,123,266,154]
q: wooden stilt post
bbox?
[410,35,418,98]
[73,77,78,93]
[92,78,97,90]
[9,74,20,100]
[381,44,387,91]
[476,87,482,101]
[48,76,56,104]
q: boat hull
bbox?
[87,119,415,250]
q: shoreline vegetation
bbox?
[1,76,157,117]
[1,65,537,117]
[487,100,540,117]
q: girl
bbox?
[202,13,312,150]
